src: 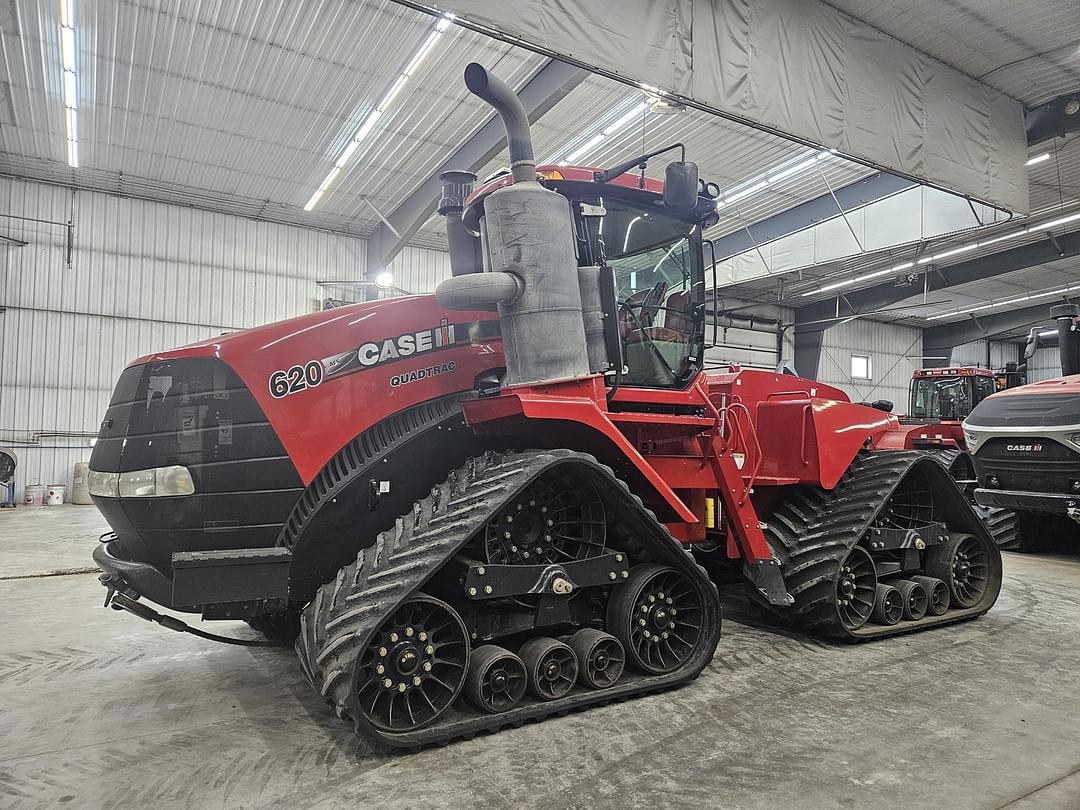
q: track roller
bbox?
[892,579,928,621]
[569,628,625,689]
[608,564,705,675]
[872,584,903,625]
[465,645,527,713]
[910,575,950,615]
[520,637,578,701]
[925,532,991,608]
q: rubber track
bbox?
[296,449,721,750]
[931,448,1020,549]
[761,450,1002,640]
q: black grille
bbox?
[90,358,303,572]
[973,437,1080,494]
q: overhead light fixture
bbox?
[926,284,1079,321]
[803,210,1080,298]
[304,14,454,211]
[715,151,830,211]
[1026,153,1051,166]
[59,0,78,167]
[555,99,647,165]
[1039,329,1056,338]
[1065,97,1080,116]
[374,271,394,289]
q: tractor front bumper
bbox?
[93,535,293,617]
[974,488,1080,521]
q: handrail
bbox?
[725,401,762,504]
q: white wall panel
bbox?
[949,339,1019,370]
[388,245,453,295]
[704,299,792,372]
[0,177,371,497]
[815,320,922,409]
[1027,346,1061,383]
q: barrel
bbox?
[71,462,92,504]
[24,483,45,507]
[47,483,67,506]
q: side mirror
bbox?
[664,161,699,209]
[1023,327,1040,361]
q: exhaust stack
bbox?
[1052,303,1080,376]
[463,63,536,184]
[436,64,591,388]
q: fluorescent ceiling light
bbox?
[1026,153,1051,166]
[767,157,818,183]
[1039,329,1056,338]
[63,71,77,109]
[801,261,915,297]
[804,209,1080,298]
[58,3,78,168]
[926,284,1079,321]
[555,100,646,165]
[61,26,76,71]
[303,188,324,212]
[716,149,832,210]
[565,133,606,164]
[1039,211,1080,231]
[304,14,453,210]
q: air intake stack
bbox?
[436,63,591,388]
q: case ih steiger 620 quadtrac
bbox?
[89,64,1001,749]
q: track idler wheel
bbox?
[911,575,951,615]
[354,594,470,733]
[569,628,625,689]
[520,637,578,701]
[835,545,878,631]
[925,532,990,608]
[892,579,928,621]
[607,564,704,675]
[465,645,527,713]
[872,584,904,625]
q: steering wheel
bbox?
[619,281,667,335]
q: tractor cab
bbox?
[457,163,719,390]
[908,368,998,421]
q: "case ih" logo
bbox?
[1006,443,1043,452]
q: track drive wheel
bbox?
[354,595,470,733]
[925,532,990,608]
[520,637,578,701]
[835,545,878,631]
[465,645,527,713]
[892,579,928,620]
[872,584,904,625]
[569,628,625,689]
[607,564,704,675]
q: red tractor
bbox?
[875,366,1026,547]
[88,64,1001,749]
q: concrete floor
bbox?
[3,506,1080,809]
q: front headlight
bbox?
[88,469,120,497]
[89,466,195,498]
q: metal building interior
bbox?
[2,0,1080,807]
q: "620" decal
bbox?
[269,361,324,398]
